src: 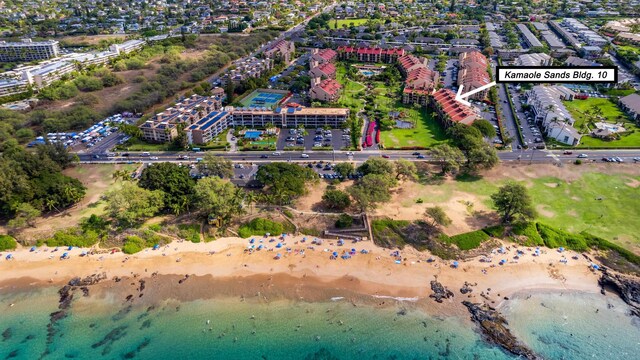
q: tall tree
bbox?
[256,163,317,205]
[322,189,352,211]
[395,159,417,181]
[425,206,451,228]
[430,144,466,174]
[138,162,195,214]
[194,177,245,225]
[197,153,234,178]
[491,182,536,223]
[103,183,164,227]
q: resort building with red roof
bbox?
[336,46,405,64]
[457,51,491,101]
[431,89,479,127]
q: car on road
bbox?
[150,156,159,160]
[301,153,309,158]
[346,151,354,156]
[412,152,420,156]
[563,151,573,155]
[382,154,390,159]
[260,155,269,158]
[417,155,425,159]
[577,154,588,158]
[272,152,281,156]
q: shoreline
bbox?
[0,235,605,313]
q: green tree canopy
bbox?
[395,159,417,181]
[194,177,246,225]
[472,119,497,139]
[197,153,234,179]
[256,163,317,205]
[322,189,352,211]
[430,144,466,174]
[491,182,536,223]
[138,162,195,214]
[425,206,452,228]
[104,182,164,227]
[334,162,355,178]
[348,173,394,212]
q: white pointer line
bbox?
[455,81,497,106]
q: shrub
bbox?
[574,159,582,165]
[445,230,489,250]
[122,235,145,254]
[43,228,100,247]
[416,198,424,204]
[282,209,294,219]
[238,218,286,238]
[0,235,17,251]
[335,214,354,228]
[483,225,505,238]
[178,224,201,243]
[511,222,545,246]
[536,223,587,251]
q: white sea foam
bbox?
[371,295,419,302]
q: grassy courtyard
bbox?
[336,66,366,111]
[563,98,640,148]
[379,105,449,149]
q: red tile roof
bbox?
[315,48,337,62]
[318,78,342,95]
[432,89,477,124]
[317,62,336,76]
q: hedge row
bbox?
[445,230,490,250]
[238,218,292,238]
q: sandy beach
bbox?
[0,235,604,314]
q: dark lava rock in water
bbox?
[599,270,640,317]
[2,327,12,341]
[462,301,539,360]
[430,279,454,303]
[304,348,340,360]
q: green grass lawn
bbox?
[329,18,372,29]
[379,104,449,149]
[405,171,640,250]
[563,98,640,148]
[336,65,366,111]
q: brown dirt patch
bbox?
[624,177,640,188]
[536,204,556,218]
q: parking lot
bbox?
[507,85,545,149]
[442,59,458,88]
[276,128,351,151]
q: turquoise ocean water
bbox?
[1,287,639,359]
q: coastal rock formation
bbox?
[598,270,640,317]
[462,301,539,360]
[460,282,474,294]
[429,279,454,303]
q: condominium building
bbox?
[109,40,146,55]
[309,78,341,102]
[515,53,552,67]
[457,51,491,101]
[231,106,350,128]
[336,46,405,64]
[186,111,233,144]
[310,48,337,68]
[139,95,223,142]
[431,89,479,126]
[264,40,295,64]
[0,39,60,62]
[516,24,543,48]
[526,85,581,146]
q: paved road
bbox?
[79,149,640,165]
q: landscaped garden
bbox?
[563,97,640,148]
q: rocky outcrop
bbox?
[599,270,640,317]
[429,279,454,303]
[462,301,539,360]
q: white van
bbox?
[301,153,309,158]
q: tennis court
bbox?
[240,89,288,108]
